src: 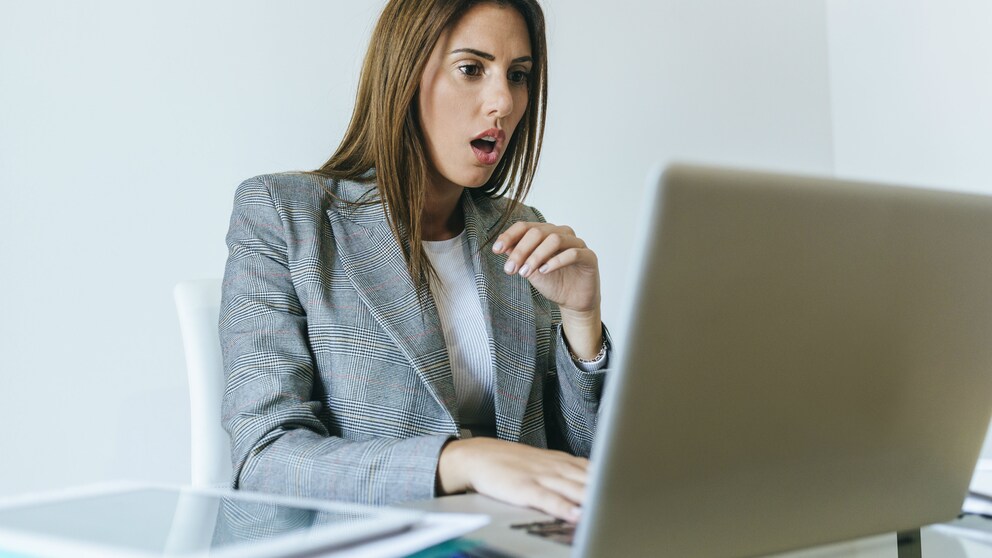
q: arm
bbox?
[220,177,450,504]
[492,207,611,455]
[431,209,611,522]
[432,319,610,522]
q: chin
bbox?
[462,179,491,189]
[457,170,496,189]
[435,160,499,189]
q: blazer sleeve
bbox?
[542,318,611,458]
[528,206,611,457]
[219,177,451,504]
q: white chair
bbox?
[174,279,231,488]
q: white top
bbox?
[423,231,496,435]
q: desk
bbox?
[404,494,992,558]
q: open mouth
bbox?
[470,129,505,165]
[471,137,497,154]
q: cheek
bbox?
[435,85,478,146]
[512,90,530,129]
[418,79,438,138]
[418,66,456,141]
[423,81,460,140]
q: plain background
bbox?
[1,0,990,498]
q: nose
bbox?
[484,78,514,121]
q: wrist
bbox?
[558,300,601,326]
[437,438,473,495]
[560,309,603,360]
[569,336,608,366]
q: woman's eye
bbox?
[458,63,483,77]
[509,70,531,85]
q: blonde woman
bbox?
[220,0,610,523]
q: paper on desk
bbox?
[934,514,992,547]
[963,496,992,517]
[322,512,489,558]
[934,464,992,546]
[964,467,992,516]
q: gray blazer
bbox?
[219,172,610,505]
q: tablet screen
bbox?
[0,486,412,557]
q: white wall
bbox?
[827,0,992,195]
[0,0,384,497]
[0,0,836,497]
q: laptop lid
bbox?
[575,163,992,558]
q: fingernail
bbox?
[570,506,582,521]
[539,264,549,274]
[492,241,503,252]
[518,264,530,277]
[504,260,516,274]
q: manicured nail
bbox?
[504,260,516,274]
[518,264,531,277]
[492,241,504,252]
[539,264,549,274]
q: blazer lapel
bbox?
[462,192,537,442]
[326,185,459,429]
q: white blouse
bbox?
[423,231,496,436]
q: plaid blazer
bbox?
[219,172,610,505]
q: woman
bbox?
[220,0,610,523]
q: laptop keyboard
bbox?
[510,518,576,546]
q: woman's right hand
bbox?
[437,437,589,522]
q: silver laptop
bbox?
[572,163,992,557]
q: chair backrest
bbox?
[174,279,231,488]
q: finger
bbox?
[526,484,583,523]
[519,232,586,278]
[538,247,597,275]
[502,226,547,275]
[537,474,587,506]
[492,221,544,254]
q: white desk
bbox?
[405,494,992,558]
[3,483,990,557]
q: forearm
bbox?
[235,425,451,504]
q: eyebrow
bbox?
[450,48,532,64]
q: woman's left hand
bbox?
[492,221,601,317]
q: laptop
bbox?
[561,163,992,557]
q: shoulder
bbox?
[232,172,378,217]
[233,172,366,204]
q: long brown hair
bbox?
[312,0,548,288]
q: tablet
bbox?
[0,482,424,558]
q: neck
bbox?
[422,176,465,241]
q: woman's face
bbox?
[418,3,533,192]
